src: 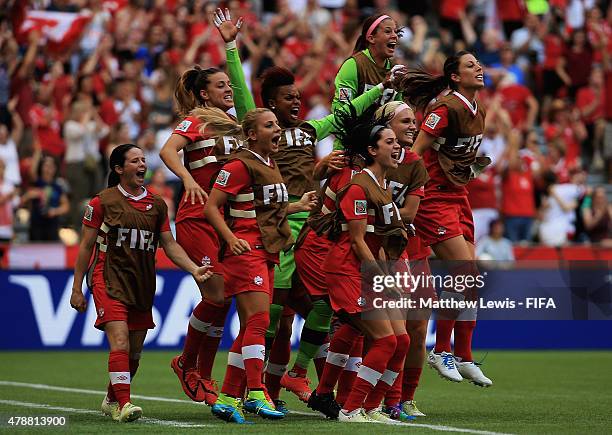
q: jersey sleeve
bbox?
[308,84,383,140]
[226,47,256,121]
[407,185,425,198]
[82,196,103,229]
[332,58,359,113]
[340,184,368,221]
[420,105,449,137]
[173,116,202,142]
[213,160,251,195]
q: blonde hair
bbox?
[191,107,273,144]
[374,101,413,123]
[191,107,243,138]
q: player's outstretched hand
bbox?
[388,64,409,90]
[322,150,345,172]
[298,190,319,212]
[70,289,87,313]
[213,8,244,43]
[192,265,214,283]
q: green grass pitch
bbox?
[0,351,610,434]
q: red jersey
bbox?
[419,95,484,198]
[468,167,497,209]
[173,116,242,223]
[605,70,612,121]
[576,86,604,125]
[213,159,276,260]
[323,183,380,276]
[83,186,170,278]
[498,84,532,130]
[543,34,565,70]
[501,169,535,217]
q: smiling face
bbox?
[247,111,282,155]
[369,128,400,169]
[116,147,147,189]
[200,72,234,111]
[389,107,417,147]
[269,84,301,127]
[367,18,398,59]
[451,53,484,91]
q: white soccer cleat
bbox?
[401,400,426,417]
[366,408,406,425]
[101,395,120,420]
[456,361,493,387]
[114,402,143,422]
[428,350,463,382]
[338,408,376,423]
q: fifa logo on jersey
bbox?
[284,128,313,148]
[388,180,408,206]
[382,202,402,224]
[262,183,289,205]
[455,134,483,153]
[116,228,156,252]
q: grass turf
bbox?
[0,350,610,434]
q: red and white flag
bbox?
[17,10,92,55]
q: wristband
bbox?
[225,41,237,50]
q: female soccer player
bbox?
[159,31,255,404]
[374,101,431,419]
[333,13,402,115]
[394,51,493,387]
[70,144,212,422]
[202,108,317,423]
[307,104,410,423]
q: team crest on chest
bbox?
[175,120,192,132]
[354,200,367,215]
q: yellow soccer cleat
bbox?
[101,395,120,420]
[114,402,143,422]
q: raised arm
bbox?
[214,8,256,121]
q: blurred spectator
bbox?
[538,170,586,246]
[20,150,69,242]
[543,99,587,169]
[147,167,175,222]
[558,28,593,98]
[501,131,537,243]
[63,99,108,229]
[495,75,539,132]
[581,186,612,245]
[510,13,545,68]
[486,43,526,87]
[476,219,515,262]
[29,80,65,159]
[0,98,23,187]
[576,66,605,170]
[0,158,17,244]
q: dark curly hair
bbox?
[260,66,295,108]
[331,103,393,167]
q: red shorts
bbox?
[92,271,154,331]
[176,218,224,276]
[406,233,431,261]
[222,251,275,301]
[326,272,363,315]
[294,230,331,297]
[414,195,474,247]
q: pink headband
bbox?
[366,14,391,40]
[393,103,410,118]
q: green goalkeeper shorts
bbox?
[273,211,308,289]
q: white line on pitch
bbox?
[0,399,210,428]
[0,380,513,434]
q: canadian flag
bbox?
[17,10,92,55]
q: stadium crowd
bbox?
[0,0,611,258]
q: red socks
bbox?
[453,320,476,362]
[401,367,423,402]
[335,334,363,405]
[364,334,409,411]
[242,311,269,390]
[108,350,130,407]
[181,301,211,370]
[342,334,397,412]
[264,331,291,400]
[198,302,231,379]
[434,319,454,354]
[221,330,245,397]
[316,323,359,395]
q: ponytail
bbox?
[191,107,244,139]
[174,66,223,117]
[108,143,140,187]
[392,51,472,112]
